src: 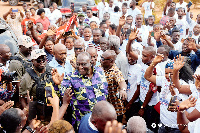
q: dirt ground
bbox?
[0,1,199,21]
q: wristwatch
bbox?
[141,105,145,109]
[26,126,35,133]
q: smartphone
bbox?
[63,31,72,37]
[12,9,18,12]
[167,96,177,110]
[71,2,74,11]
[45,86,53,105]
[28,101,37,121]
[187,1,192,8]
[151,31,154,37]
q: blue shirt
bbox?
[45,50,54,63]
[78,113,99,133]
[49,57,72,76]
[169,49,200,71]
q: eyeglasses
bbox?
[36,57,47,63]
[101,56,112,61]
[74,48,83,51]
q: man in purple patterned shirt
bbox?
[52,52,108,130]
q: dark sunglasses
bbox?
[36,57,47,63]
[74,48,83,51]
[101,56,112,61]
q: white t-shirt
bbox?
[110,12,121,26]
[176,2,188,12]
[127,64,141,102]
[188,117,200,133]
[48,9,62,26]
[132,25,149,47]
[176,18,189,40]
[128,7,141,26]
[192,34,200,44]
[173,41,183,52]
[146,25,153,32]
[156,76,179,128]
[142,2,155,18]
[115,51,129,80]
[137,55,160,106]
[97,2,109,21]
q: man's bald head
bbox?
[53,43,66,54]
[0,44,10,54]
[127,116,147,133]
[0,44,11,63]
[91,101,117,133]
[86,47,97,66]
[102,50,116,61]
[53,43,67,63]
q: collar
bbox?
[88,115,98,131]
[18,51,30,61]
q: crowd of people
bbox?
[0,0,200,132]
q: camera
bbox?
[0,70,17,82]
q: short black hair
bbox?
[37,8,45,15]
[100,22,106,27]
[127,15,133,18]
[109,24,117,31]
[87,8,92,12]
[30,7,36,11]
[122,3,127,7]
[114,6,119,12]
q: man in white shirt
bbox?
[110,6,121,26]
[176,7,189,40]
[176,0,188,12]
[128,0,141,26]
[85,8,100,25]
[48,4,62,26]
[108,0,115,14]
[140,0,155,25]
[97,0,109,21]
[171,30,182,52]
[121,3,128,17]
[108,35,129,81]
[192,24,200,44]
[132,14,149,47]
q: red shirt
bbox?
[21,18,36,35]
[36,17,50,30]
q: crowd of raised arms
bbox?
[0,0,200,132]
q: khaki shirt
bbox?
[19,68,48,98]
[9,52,31,81]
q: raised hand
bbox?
[193,74,200,81]
[129,28,139,41]
[27,90,33,105]
[178,96,197,111]
[154,31,161,41]
[48,94,59,108]
[46,29,56,36]
[63,88,74,105]
[119,90,127,101]
[35,124,48,133]
[0,101,14,115]
[153,54,164,64]
[119,15,126,26]
[51,68,64,85]
[104,120,127,133]
[173,54,185,71]
[29,118,41,130]
[187,38,197,51]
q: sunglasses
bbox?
[74,48,83,51]
[36,57,47,63]
[101,56,112,61]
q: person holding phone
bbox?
[3,8,24,39]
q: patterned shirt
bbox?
[61,66,108,127]
[104,64,126,116]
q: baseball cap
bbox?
[18,35,34,48]
[31,49,46,60]
[78,14,85,17]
